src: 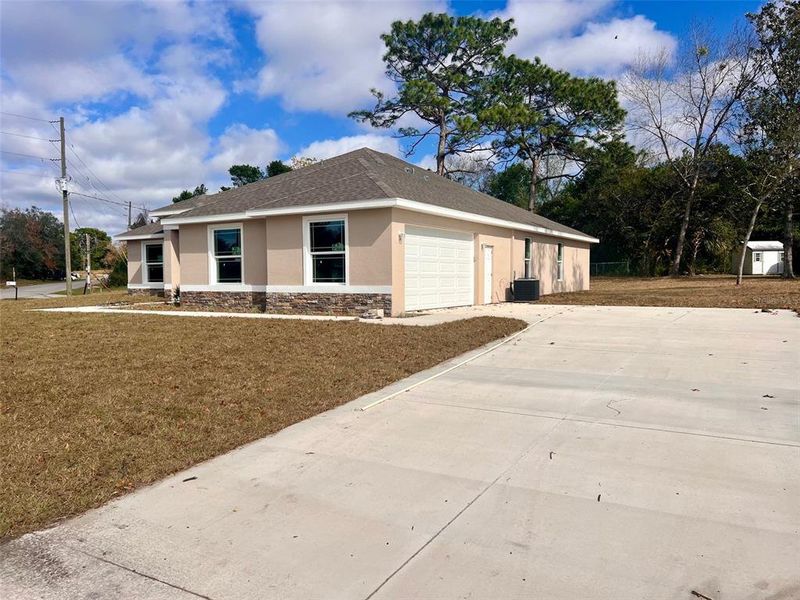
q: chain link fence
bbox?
[590,261,630,277]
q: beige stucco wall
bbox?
[266,210,392,285]
[167,206,587,313]
[164,230,179,289]
[390,208,590,315]
[511,234,590,295]
[348,209,392,285]
[127,241,142,284]
[179,223,209,285]
[244,219,267,285]
[266,215,302,284]
[180,220,266,286]
[179,211,391,287]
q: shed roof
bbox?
[746,241,783,250]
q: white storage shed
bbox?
[739,241,785,275]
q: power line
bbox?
[70,190,146,212]
[0,168,57,178]
[65,140,131,207]
[0,149,59,162]
[0,111,55,123]
[70,198,81,229]
[0,130,58,142]
[70,191,129,218]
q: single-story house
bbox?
[115,148,598,316]
[735,241,785,276]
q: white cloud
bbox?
[243,0,444,114]
[209,124,284,171]
[295,134,401,160]
[1,0,683,236]
[498,0,613,48]
[0,1,239,234]
[536,16,678,74]
[493,0,676,76]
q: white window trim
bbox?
[207,223,244,287]
[303,213,349,286]
[142,241,164,284]
[557,243,564,281]
[523,237,532,278]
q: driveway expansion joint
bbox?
[77,548,214,600]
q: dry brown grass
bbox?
[0,293,525,539]
[540,275,800,313]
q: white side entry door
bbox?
[483,245,493,304]
[752,252,763,274]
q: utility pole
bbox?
[128,201,132,228]
[60,116,72,295]
[85,233,91,294]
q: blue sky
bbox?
[0,0,761,233]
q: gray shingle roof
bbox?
[151,191,227,215]
[114,221,164,239]
[150,148,591,239]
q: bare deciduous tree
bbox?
[622,25,759,275]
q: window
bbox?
[753,252,762,262]
[557,243,564,281]
[306,217,347,284]
[524,238,532,278]
[144,243,163,283]
[212,227,242,283]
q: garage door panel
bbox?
[405,226,474,311]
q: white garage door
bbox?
[404,226,474,311]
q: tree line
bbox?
[170,158,303,204]
[3,3,795,282]
[346,3,797,278]
[0,207,122,281]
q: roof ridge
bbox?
[364,170,397,197]
[222,157,385,213]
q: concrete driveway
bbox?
[2,304,798,600]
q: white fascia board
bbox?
[160,212,250,226]
[160,197,598,244]
[246,199,398,217]
[150,206,192,218]
[114,233,165,241]
[392,199,600,244]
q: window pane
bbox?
[312,254,345,283]
[214,229,241,256]
[147,265,163,283]
[310,220,345,252]
[145,244,163,264]
[217,258,242,283]
[557,244,563,261]
[524,238,531,260]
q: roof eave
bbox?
[114,231,165,241]
[160,198,599,244]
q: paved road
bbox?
[0,281,75,299]
[1,304,798,599]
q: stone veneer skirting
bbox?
[180,291,392,316]
[128,288,164,298]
